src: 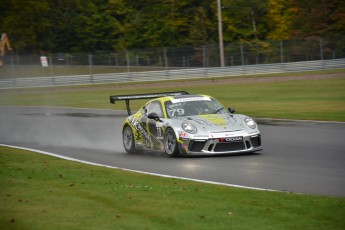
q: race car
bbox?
[110,91,262,157]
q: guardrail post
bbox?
[164,47,168,70]
[280,40,284,63]
[136,54,139,66]
[159,56,162,67]
[203,45,206,68]
[88,53,93,82]
[10,54,14,79]
[319,38,325,69]
[203,68,208,78]
[319,37,324,61]
[115,54,118,66]
[126,51,131,80]
[240,44,246,74]
[11,57,16,87]
[240,43,244,66]
[164,47,169,79]
[49,55,56,85]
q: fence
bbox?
[0,36,344,88]
[0,58,344,89]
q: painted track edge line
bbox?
[1,143,280,193]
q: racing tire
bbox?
[164,128,180,157]
[123,125,136,154]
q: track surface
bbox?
[1,106,344,196]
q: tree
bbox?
[220,0,269,42]
[0,0,52,53]
[289,0,345,37]
[70,0,125,52]
[1,0,344,53]
[266,0,293,40]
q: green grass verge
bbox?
[1,71,344,121]
[1,146,345,229]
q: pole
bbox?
[88,54,92,74]
[126,51,130,73]
[164,47,168,70]
[280,40,284,63]
[319,37,323,60]
[88,53,93,82]
[217,0,225,67]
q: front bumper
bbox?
[183,134,262,155]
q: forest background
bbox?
[1,0,344,54]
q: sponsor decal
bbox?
[171,96,211,103]
[179,132,190,141]
[199,114,228,126]
[222,136,243,142]
[179,132,187,138]
[128,115,151,143]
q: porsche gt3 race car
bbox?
[110,91,262,157]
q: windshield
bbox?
[165,97,228,118]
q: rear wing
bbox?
[110,91,189,115]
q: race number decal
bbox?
[168,108,185,117]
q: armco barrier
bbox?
[0,59,344,89]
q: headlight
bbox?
[182,122,197,134]
[244,117,257,129]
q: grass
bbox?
[1,146,345,229]
[1,71,344,121]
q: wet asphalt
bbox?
[1,106,344,196]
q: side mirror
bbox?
[228,107,235,114]
[148,112,161,121]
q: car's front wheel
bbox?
[164,128,179,157]
[123,125,136,153]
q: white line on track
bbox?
[1,143,279,193]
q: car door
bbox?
[146,100,164,150]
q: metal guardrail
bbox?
[0,59,344,89]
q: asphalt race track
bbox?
[1,106,344,197]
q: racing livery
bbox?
[110,91,262,157]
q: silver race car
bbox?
[110,91,262,157]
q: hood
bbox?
[183,114,244,132]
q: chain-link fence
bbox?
[1,36,344,78]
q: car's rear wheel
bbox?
[164,128,179,157]
[123,125,136,153]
